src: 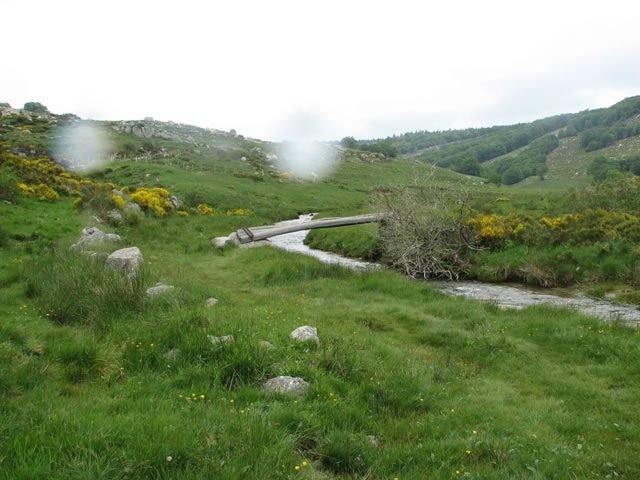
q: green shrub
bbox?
[0,168,20,201]
[319,431,372,475]
[183,191,207,208]
[25,250,146,330]
[580,127,615,151]
[122,203,145,225]
[53,338,106,383]
[23,101,49,114]
[572,176,640,214]
[74,182,120,215]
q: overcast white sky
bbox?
[3,0,640,141]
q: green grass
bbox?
[2,111,640,478]
[468,243,640,288]
[92,153,475,224]
[585,283,640,306]
[2,198,640,479]
[305,223,382,261]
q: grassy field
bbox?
[90,153,478,224]
[2,195,640,479]
[2,109,640,478]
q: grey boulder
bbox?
[258,340,275,350]
[263,376,309,396]
[146,283,174,297]
[105,209,124,226]
[169,195,182,209]
[290,326,319,343]
[105,247,144,276]
[70,226,122,250]
[205,297,219,307]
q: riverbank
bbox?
[270,215,640,326]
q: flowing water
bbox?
[266,215,640,326]
[267,214,378,270]
[436,281,640,326]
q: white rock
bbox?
[105,209,124,226]
[70,226,122,250]
[164,348,180,360]
[105,247,144,276]
[208,334,234,345]
[146,283,174,297]
[258,340,275,350]
[263,376,309,396]
[205,297,219,307]
[124,203,143,215]
[213,234,242,247]
[290,326,319,343]
[169,195,182,209]
[211,236,230,248]
[367,435,380,447]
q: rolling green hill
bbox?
[2,100,640,479]
[355,95,640,186]
[1,102,477,225]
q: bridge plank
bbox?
[235,213,384,244]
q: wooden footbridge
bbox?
[234,213,384,244]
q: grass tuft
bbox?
[262,256,352,285]
[25,250,147,330]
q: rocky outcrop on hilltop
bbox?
[111,119,252,147]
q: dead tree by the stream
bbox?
[378,171,475,281]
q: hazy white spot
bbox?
[53,122,111,173]
[274,110,338,180]
[278,141,337,180]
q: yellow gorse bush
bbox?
[17,182,35,196]
[468,209,640,248]
[466,214,525,246]
[196,203,215,215]
[111,194,127,209]
[18,182,59,201]
[33,184,60,201]
[3,153,182,218]
[195,204,252,217]
[130,187,172,216]
[540,214,573,230]
[5,153,112,201]
[226,208,251,217]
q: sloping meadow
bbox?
[2,208,640,478]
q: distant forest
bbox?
[346,96,640,185]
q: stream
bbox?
[266,215,640,326]
[437,282,640,326]
[267,214,378,270]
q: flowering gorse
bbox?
[468,209,640,248]
[130,187,173,216]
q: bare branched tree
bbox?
[377,167,475,280]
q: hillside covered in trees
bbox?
[349,96,640,185]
